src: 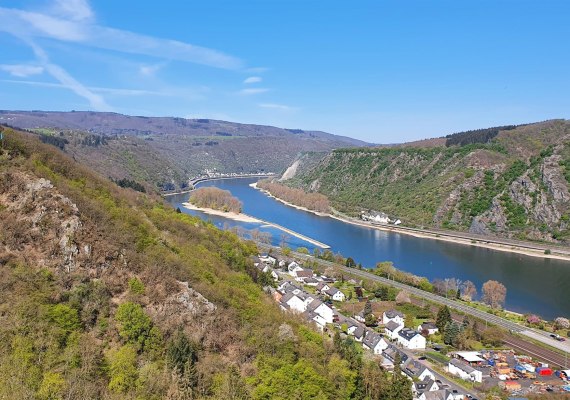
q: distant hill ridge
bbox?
[0,110,369,191]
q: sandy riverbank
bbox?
[181,202,330,248]
[250,183,570,262]
[182,202,260,222]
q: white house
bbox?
[382,310,405,326]
[361,211,390,224]
[354,310,366,323]
[281,291,316,314]
[281,293,305,313]
[294,269,314,282]
[413,378,439,398]
[303,277,319,286]
[312,302,335,324]
[288,262,305,276]
[347,325,365,342]
[448,359,483,383]
[308,312,327,331]
[397,328,426,350]
[419,390,454,400]
[402,359,435,381]
[418,322,439,335]
[259,254,276,265]
[315,282,331,293]
[362,331,388,355]
[324,287,346,302]
[385,320,404,340]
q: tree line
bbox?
[257,179,331,213]
[189,186,242,213]
[445,125,521,147]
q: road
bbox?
[262,245,570,361]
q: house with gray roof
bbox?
[397,327,426,349]
[362,330,388,355]
[385,320,404,340]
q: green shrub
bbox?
[115,302,152,347]
[128,277,145,295]
[107,345,138,393]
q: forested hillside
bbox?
[0,111,368,192]
[0,126,390,399]
[284,120,570,243]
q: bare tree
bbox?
[460,280,477,301]
[481,280,507,309]
[249,228,261,242]
[258,231,272,244]
[279,233,290,248]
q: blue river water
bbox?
[165,177,570,319]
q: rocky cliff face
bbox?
[287,120,570,243]
[0,169,217,329]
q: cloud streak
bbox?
[258,103,296,111]
[0,6,243,70]
[239,88,269,95]
[244,76,262,84]
[27,41,112,111]
[0,64,44,77]
[1,79,203,98]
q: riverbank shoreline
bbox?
[180,201,331,249]
[251,183,570,262]
[162,174,275,197]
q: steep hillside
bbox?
[0,111,368,191]
[285,120,570,243]
[0,126,365,399]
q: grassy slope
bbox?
[0,127,359,399]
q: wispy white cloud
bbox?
[139,63,164,77]
[0,6,243,69]
[27,41,112,111]
[1,79,200,98]
[0,64,44,77]
[243,76,262,84]
[0,79,205,100]
[50,0,94,22]
[239,88,269,95]
[258,103,296,111]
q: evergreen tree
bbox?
[167,328,198,375]
[364,300,373,316]
[436,305,452,332]
[444,321,461,345]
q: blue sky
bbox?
[0,0,568,143]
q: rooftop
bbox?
[449,358,477,373]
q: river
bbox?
[165,177,570,319]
